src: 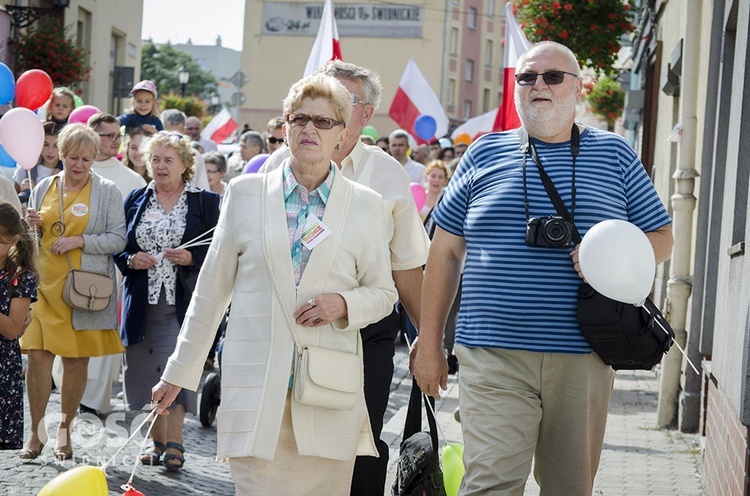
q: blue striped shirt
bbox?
[432,126,672,353]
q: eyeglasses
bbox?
[514,70,579,87]
[267,136,285,144]
[205,169,221,175]
[351,93,367,106]
[97,133,122,141]
[286,114,344,130]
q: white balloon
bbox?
[578,220,656,304]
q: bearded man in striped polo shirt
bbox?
[412,41,674,495]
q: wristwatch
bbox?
[127,253,136,269]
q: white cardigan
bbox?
[162,164,397,461]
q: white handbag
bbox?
[293,345,360,410]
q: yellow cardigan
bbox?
[162,164,397,461]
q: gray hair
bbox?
[240,131,264,150]
[203,151,227,174]
[517,41,580,75]
[317,60,383,111]
[160,108,187,127]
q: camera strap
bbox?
[519,124,582,245]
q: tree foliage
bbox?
[140,40,218,100]
[585,76,625,130]
[13,17,90,88]
[160,93,208,119]
[512,0,636,74]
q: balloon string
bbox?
[100,407,158,472]
[124,407,159,488]
[639,305,701,375]
[174,226,216,250]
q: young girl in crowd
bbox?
[13,122,63,204]
[0,201,37,450]
[117,80,163,134]
[44,87,76,127]
[122,128,152,183]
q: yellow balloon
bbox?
[442,442,465,496]
[37,466,108,496]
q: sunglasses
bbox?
[267,136,284,144]
[351,93,367,106]
[286,114,344,130]
[514,70,579,86]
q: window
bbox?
[465,59,474,82]
[487,0,495,17]
[448,79,456,106]
[483,88,491,112]
[485,39,494,67]
[467,7,477,29]
[463,100,472,119]
[450,27,459,55]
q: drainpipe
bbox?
[656,0,700,429]
[440,0,450,108]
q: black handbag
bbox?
[520,127,674,370]
[392,381,446,496]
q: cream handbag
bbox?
[293,344,361,411]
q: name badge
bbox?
[301,214,332,250]
[146,211,163,221]
[71,203,88,217]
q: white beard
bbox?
[515,85,578,139]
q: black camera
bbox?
[525,216,574,247]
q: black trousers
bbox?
[350,309,400,496]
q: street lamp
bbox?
[210,93,220,114]
[178,65,190,97]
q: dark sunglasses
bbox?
[286,114,344,130]
[514,70,579,86]
[267,136,284,144]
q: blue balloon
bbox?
[0,62,15,106]
[0,143,16,168]
[414,114,437,141]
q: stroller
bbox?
[199,309,228,427]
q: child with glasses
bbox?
[117,80,164,135]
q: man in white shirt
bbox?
[185,116,218,153]
[78,113,148,415]
[160,109,211,190]
[389,129,426,186]
[261,62,430,496]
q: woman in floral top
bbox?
[0,201,37,451]
[115,132,220,471]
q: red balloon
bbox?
[123,487,145,496]
[15,69,53,111]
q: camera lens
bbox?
[543,218,568,243]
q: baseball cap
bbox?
[438,137,453,149]
[131,80,158,99]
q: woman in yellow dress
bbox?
[20,124,126,461]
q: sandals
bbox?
[163,442,185,472]
[54,448,73,461]
[140,440,166,466]
[19,442,44,460]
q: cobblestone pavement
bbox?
[0,343,705,495]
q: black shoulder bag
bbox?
[520,127,674,370]
[392,381,446,496]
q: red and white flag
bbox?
[493,2,531,131]
[304,0,342,77]
[452,108,498,141]
[202,108,238,144]
[388,57,449,144]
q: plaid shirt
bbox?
[283,161,335,285]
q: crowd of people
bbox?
[0,41,673,496]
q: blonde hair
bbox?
[45,87,76,121]
[142,131,195,182]
[282,74,352,127]
[425,160,449,180]
[127,90,161,118]
[57,123,100,160]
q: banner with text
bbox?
[262,2,422,38]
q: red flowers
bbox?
[585,76,625,131]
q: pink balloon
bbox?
[244,153,270,174]
[0,107,44,170]
[68,105,101,125]
[410,182,426,211]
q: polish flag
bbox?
[202,108,238,144]
[388,57,449,144]
[492,2,531,131]
[304,0,342,77]
[452,108,498,141]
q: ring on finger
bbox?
[306,298,315,307]
[313,315,322,324]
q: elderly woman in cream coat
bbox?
[152,74,397,494]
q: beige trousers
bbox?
[455,345,615,496]
[228,391,355,495]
